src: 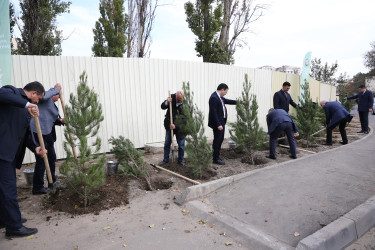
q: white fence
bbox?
[10,55,335,164]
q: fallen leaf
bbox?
[294,232,300,237]
[149,224,154,228]
[103,226,111,230]
[26,235,34,239]
[74,246,78,250]
[74,205,79,209]
[198,220,206,225]
[209,224,215,228]
[122,207,126,210]
[225,242,232,246]
[122,243,128,247]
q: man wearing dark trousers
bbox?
[273,81,298,144]
[347,85,373,134]
[0,81,47,238]
[208,83,236,165]
[266,109,299,160]
[30,83,63,195]
[159,90,186,166]
[320,100,353,145]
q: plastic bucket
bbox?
[23,168,34,186]
[106,161,119,175]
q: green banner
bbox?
[300,51,312,98]
[0,0,12,87]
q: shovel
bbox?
[32,108,59,195]
[168,91,175,162]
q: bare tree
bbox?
[126,0,158,58]
[219,0,267,64]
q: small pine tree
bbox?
[293,81,323,147]
[176,82,212,178]
[60,71,106,208]
[109,136,147,177]
[229,74,266,164]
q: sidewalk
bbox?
[179,113,375,249]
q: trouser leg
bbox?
[0,160,22,230]
[176,135,185,163]
[163,129,172,162]
[212,126,225,161]
[284,123,297,157]
[339,119,348,143]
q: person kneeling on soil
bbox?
[159,90,186,166]
[320,100,353,145]
[266,108,299,160]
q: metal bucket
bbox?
[106,161,119,175]
[23,168,34,186]
[228,140,237,149]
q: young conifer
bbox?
[229,74,265,164]
[60,71,106,208]
[176,82,212,178]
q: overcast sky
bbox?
[11,0,375,78]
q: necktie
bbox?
[221,97,227,118]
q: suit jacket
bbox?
[208,91,236,129]
[0,85,36,168]
[30,87,60,135]
[323,101,352,128]
[273,89,297,113]
[161,93,185,138]
[266,109,298,135]
[347,90,374,112]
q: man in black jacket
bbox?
[273,81,297,113]
[347,85,374,134]
[0,81,47,238]
[159,90,186,166]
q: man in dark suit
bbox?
[266,109,299,160]
[320,100,353,145]
[159,90,186,166]
[273,81,297,113]
[347,85,374,134]
[30,83,63,194]
[208,83,236,165]
[0,81,47,238]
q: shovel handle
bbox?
[32,108,53,184]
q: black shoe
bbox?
[289,155,297,159]
[32,187,49,195]
[339,141,348,145]
[158,160,168,166]
[213,159,225,165]
[357,130,364,133]
[178,161,185,167]
[6,226,38,238]
[322,142,332,146]
[364,131,369,134]
[266,155,276,160]
[0,218,27,229]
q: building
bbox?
[365,76,375,92]
[258,65,301,75]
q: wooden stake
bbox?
[150,164,201,185]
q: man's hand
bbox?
[170,124,175,130]
[35,147,47,157]
[294,132,299,137]
[369,108,373,113]
[55,83,62,91]
[167,97,172,103]
[60,118,65,124]
[27,104,39,116]
[218,125,223,131]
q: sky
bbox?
[10,0,375,78]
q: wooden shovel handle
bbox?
[33,109,53,184]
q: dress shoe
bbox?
[322,142,332,146]
[289,155,297,159]
[32,187,49,195]
[339,141,348,145]
[357,130,364,133]
[177,161,185,167]
[364,131,369,134]
[6,226,38,238]
[158,160,168,166]
[0,218,27,229]
[266,155,276,160]
[213,159,225,165]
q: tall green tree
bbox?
[13,0,71,55]
[60,71,106,208]
[310,58,338,84]
[229,74,265,164]
[175,82,212,178]
[92,0,127,57]
[364,41,375,71]
[184,0,226,63]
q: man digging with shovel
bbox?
[159,90,186,166]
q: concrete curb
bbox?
[296,195,375,250]
[186,200,294,250]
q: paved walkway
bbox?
[181,113,375,249]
